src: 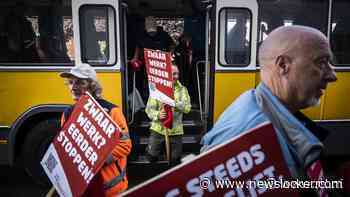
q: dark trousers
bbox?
[146,131,183,164]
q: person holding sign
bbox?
[145,64,191,165]
[59,63,132,196]
[132,16,175,60]
[130,16,175,102]
[201,26,337,196]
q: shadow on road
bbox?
[0,165,48,197]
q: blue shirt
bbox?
[200,88,302,177]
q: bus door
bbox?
[122,2,212,165]
[213,0,258,121]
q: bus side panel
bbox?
[0,71,122,126]
[213,72,255,122]
[98,72,123,108]
[323,71,350,120]
[254,71,260,87]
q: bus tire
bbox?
[21,118,60,187]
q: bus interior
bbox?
[124,0,209,164]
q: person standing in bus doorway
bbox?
[145,64,191,166]
[59,63,132,197]
[130,16,175,103]
[201,25,337,196]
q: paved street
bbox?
[0,165,48,197]
[0,163,168,196]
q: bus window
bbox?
[258,0,328,42]
[258,0,328,41]
[330,0,350,65]
[218,8,251,66]
[79,5,116,65]
[257,0,328,65]
[0,1,73,64]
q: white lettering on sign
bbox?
[56,131,95,184]
[76,112,106,150]
[83,99,116,138]
[146,50,166,60]
[149,59,167,69]
[67,123,98,165]
[84,99,116,138]
[149,67,169,78]
[167,144,275,196]
[149,75,172,88]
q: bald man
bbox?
[201,26,337,184]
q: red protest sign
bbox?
[41,92,121,197]
[144,48,174,106]
[123,122,299,197]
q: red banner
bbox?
[144,48,174,106]
[123,123,299,197]
[41,92,121,197]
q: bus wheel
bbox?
[21,118,60,187]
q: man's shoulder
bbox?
[201,89,268,151]
[218,89,266,125]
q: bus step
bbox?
[138,135,200,145]
[129,121,204,136]
[129,153,198,165]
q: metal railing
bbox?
[128,60,206,125]
[129,69,137,125]
[195,60,205,122]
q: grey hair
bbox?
[88,80,103,99]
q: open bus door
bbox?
[73,0,210,171]
[121,1,212,174]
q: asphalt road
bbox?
[0,165,48,197]
[0,163,169,197]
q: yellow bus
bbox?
[0,0,349,186]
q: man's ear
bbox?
[275,55,291,75]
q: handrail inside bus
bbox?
[195,60,205,122]
[127,59,205,125]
